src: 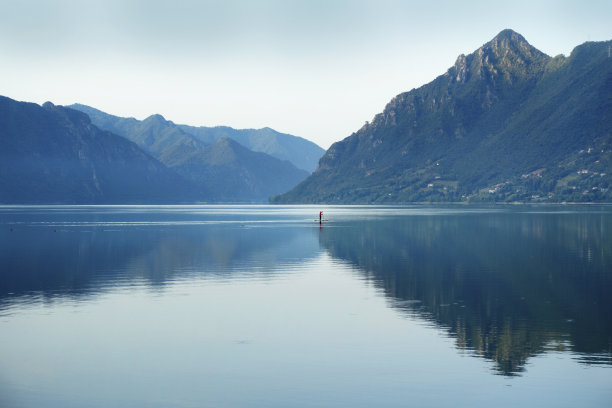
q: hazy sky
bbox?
[2,0,611,148]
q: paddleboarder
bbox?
[319,211,323,224]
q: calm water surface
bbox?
[0,205,611,407]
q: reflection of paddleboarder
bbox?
[319,211,323,224]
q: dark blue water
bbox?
[1,205,611,407]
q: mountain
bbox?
[69,104,325,173]
[172,137,309,202]
[176,125,325,173]
[0,97,193,203]
[68,105,208,166]
[69,104,312,201]
[273,30,612,203]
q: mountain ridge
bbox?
[173,136,309,202]
[67,103,313,201]
[0,96,192,203]
[69,103,325,173]
[273,30,612,203]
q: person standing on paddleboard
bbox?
[319,211,323,224]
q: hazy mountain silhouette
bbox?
[70,103,325,173]
[0,96,192,203]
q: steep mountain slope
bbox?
[273,30,612,203]
[0,97,193,203]
[173,137,309,202]
[70,104,325,172]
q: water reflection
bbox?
[318,208,612,375]
[0,212,319,309]
[1,205,611,378]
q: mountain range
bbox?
[4,29,611,204]
[171,136,311,202]
[1,98,323,203]
[273,29,612,203]
[0,97,189,203]
[68,104,324,173]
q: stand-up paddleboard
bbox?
[316,211,327,223]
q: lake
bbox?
[1,205,611,407]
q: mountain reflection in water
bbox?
[1,205,611,379]
[318,209,612,375]
[0,208,319,303]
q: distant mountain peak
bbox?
[491,28,525,43]
[484,29,540,58]
[145,113,168,123]
[42,101,92,126]
[450,29,550,85]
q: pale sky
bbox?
[2,0,611,149]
